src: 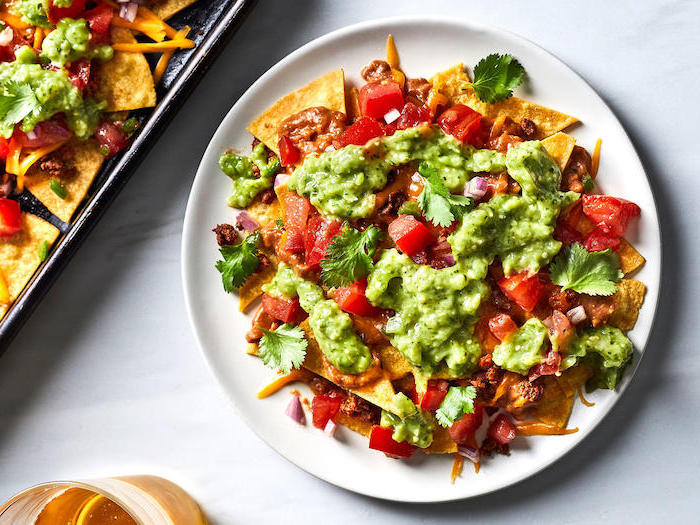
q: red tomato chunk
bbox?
[497,272,542,312]
[583,227,621,252]
[437,104,483,146]
[334,280,380,317]
[388,215,435,257]
[359,81,404,119]
[283,193,311,253]
[0,198,21,238]
[336,116,384,147]
[581,194,640,237]
[448,403,484,445]
[419,380,449,412]
[311,394,342,429]
[278,135,300,166]
[369,425,417,458]
[488,313,518,342]
[261,294,301,324]
[487,413,517,445]
[304,217,341,268]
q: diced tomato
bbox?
[47,0,87,24]
[545,310,574,349]
[368,425,417,458]
[497,272,543,312]
[283,193,311,253]
[95,121,129,157]
[437,104,483,146]
[84,4,113,42]
[311,394,342,429]
[0,198,21,238]
[0,137,8,160]
[66,59,91,93]
[581,194,641,237]
[336,116,385,147]
[487,413,517,445]
[261,294,301,324]
[529,348,562,381]
[448,403,484,445]
[583,227,621,252]
[488,313,518,342]
[334,280,380,317]
[419,380,449,412]
[278,135,300,166]
[396,102,432,130]
[16,121,71,148]
[554,221,584,246]
[388,215,435,256]
[359,81,404,119]
[304,216,341,268]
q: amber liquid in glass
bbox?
[35,489,136,525]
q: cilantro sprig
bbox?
[320,225,382,288]
[417,162,473,227]
[435,386,477,427]
[258,323,308,373]
[0,81,40,131]
[464,53,525,104]
[549,242,623,296]
[215,232,260,293]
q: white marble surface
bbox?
[0,1,697,523]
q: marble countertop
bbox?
[1,0,697,523]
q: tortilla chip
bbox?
[246,197,282,231]
[239,263,276,312]
[25,139,104,223]
[0,214,60,320]
[617,238,645,276]
[149,0,199,20]
[425,426,458,454]
[335,412,373,437]
[534,365,592,428]
[431,64,578,139]
[610,279,646,331]
[541,132,577,171]
[94,27,157,112]
[247,70,346,154]
[377,343,412,380]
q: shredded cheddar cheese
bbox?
[515,422,579,436]
[5,137,21,180]
[112,39,195,52]
[0,270,9,304]
[112,17,167,42]
[591,138,602,177]
[153,26,190,83]
[450,453,464,484]
[33,27,44,49]
[427,87,448,114]
[577,386,595,407]
[386,34,400,69]
[0,6,31,31]
[6,140,69,191]
[256,369,308,399]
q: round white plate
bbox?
[182,17,661,502]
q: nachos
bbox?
[0,0,198,319]
[212,36,646,479]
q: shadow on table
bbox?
[0,0,320,452]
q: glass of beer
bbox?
[0,475,207,525]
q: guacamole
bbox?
[565,326,633,390]
[263,264,373,374]
[41,18,113,66]
[221,143,281,208]
[289,126,506,219]
[492,318,549,375]
[366,249,487,377]
[380,393,434,448]
[0,60,105,139]
[9,0,51,28]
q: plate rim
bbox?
[181,15,662,502]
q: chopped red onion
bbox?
[458,445,480,463]
[274,173,290,188]
[566,305,587,325]
[463,176,487,200]
[25,130,37,141]
[285,395,305,425]
[430,240,456,268]
[0,26,13,47]
[119,2,138,22]
[324,419,337,437]
[236,211,258,232]
[384,108,401,124]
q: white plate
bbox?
[181,17,661,502]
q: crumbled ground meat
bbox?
[520,118,537,139]
[260,189,276,204]
[377,191,406,217]
[511,379,544,404]
[308,375,342,397]
[212,224,240,246]
[256,253,270,268]
[480,437,510,457]
[340,393,380,423]
[478,353,494,370]
[361,59,392,82]
[278,107,346,157]
[405,77,431,103]
[561,146,592,193]
[470,365,504,400]
[548,286,580,312]
[38,148,75,179]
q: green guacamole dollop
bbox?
[263,264,372,374]
[366,249,487,377]
[9,0,51,28]
[220,142,281,208]
[380,393,434,448]
[565,326,633,390]
[492,318,549,375]
[40,18,113,66]
[288,126,506,219]
[0,60,105,139]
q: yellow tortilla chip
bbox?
[246,197,282,230]
[239,263,276,312]
[431,64,578,139]
[0,214,60,320]
[610,279,646,331]
[335,413,373,438]
[25,139,104,223]
[377,343,412,380]
[247,70,346,155]
[534,365,592,428]
[149,0,199,20]
[542,132,577,171]
[617,238,645,276]
[94,27,157,112]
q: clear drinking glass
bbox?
[0,475,207,525]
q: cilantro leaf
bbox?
[215,232,260,293]
[320,225,382,288]
[417,162,473,227]
[435,386,477,428]
[258,323,308,373]
[0,81,40,129]
[549,242,623,296]
[468,53,525,104]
